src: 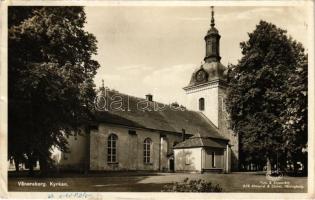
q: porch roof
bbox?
[173,133,227,149]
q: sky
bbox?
[84,6,309,106]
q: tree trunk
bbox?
[29,162,34,176]
[266,157,272,174]
[28,155,34,177]
[293,161,299,176]
[14,158,19,172]
[39,156,48,176]
[302,155,307,176]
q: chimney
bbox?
[145,94,153,101]
[182,129,186,141]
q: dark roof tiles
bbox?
[93,90,228,141]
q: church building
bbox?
[57,7,239,173]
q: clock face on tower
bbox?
[196,70,207,82]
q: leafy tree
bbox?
[281,50,308,174]
[8,6,100,175]
[226,20,307,174]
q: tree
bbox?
[8,7,100,175]
[281,50,308,175]
[226,20,307,174]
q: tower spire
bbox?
[211,6,215,27]
[204,6,221,63]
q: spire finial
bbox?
[102,79,104,88]
[211,6,215,27]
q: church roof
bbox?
[173,133,227,149]
[92,90,228,141]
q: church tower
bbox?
[183,7,239,170]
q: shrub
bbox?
[161,178,223,192]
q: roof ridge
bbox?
[103,89,194,113]
[107,89,186,108]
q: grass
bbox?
[8,171,307,192]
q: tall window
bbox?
[107,134,118,163]
[199,98,205,111]
[144,138,152,164]
[212,152,216,168]
[185,154,190,165]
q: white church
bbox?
[57,8,239,173]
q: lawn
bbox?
[8,172,307,192]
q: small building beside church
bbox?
[173,133,229,173]
[57,7,239,173]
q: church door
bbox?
[169,158,174,172]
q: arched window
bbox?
[107,134,118,163]
[144,138,152,164]
[199,98,205,111]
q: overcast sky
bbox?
[84,6,308,105]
